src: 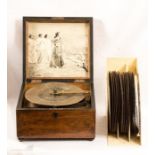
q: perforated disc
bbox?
[25,82,86,106]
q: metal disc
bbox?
[25,82,85,106]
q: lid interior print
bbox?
[24,17,92,80]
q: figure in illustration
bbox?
[28,34,37,64]
[36,33,51,66]
[50,32,64,68]
[43,34,53,64]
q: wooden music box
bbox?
[16,17,96,140]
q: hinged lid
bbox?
[23,17,93,83]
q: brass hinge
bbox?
[51,17,64,20]
[74,79,85,82]
[31,80,42,83]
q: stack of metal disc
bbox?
[108,71,140,141]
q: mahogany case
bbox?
[16,17,95,140]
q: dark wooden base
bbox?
[18,138,95,141]
[16,83,96,140]
[17,109,95,140]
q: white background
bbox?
[3,0,154,154]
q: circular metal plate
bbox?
[25,82,85,106]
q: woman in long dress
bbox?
[50,32,64,68]
[36,34,51,65]
[28,34,37,63]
